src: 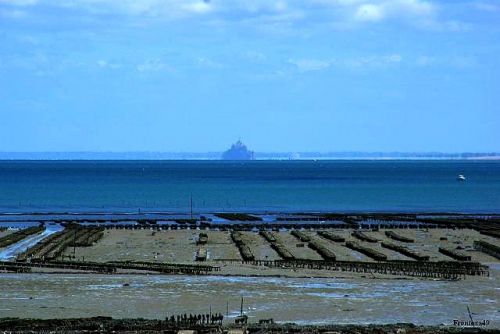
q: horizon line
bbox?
[0,151,499,161]
[0,151,499,154]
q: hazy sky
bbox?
[0,0,499,152]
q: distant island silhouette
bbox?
[221,140,255,160]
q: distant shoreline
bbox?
[0,157,499,161]
[0,152,499,160]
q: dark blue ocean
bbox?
[0,160,498,213]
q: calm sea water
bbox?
[0,160,499,213]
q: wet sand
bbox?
[0,266,498,327]
[0,230,14,239]
[276,232,323,260]
[238,232,281,261]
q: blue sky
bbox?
[0,0,499,152]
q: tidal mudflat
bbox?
[0,268,498,327]
[1,212,499,331]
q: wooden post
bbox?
[73,228,77,259]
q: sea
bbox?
[0,160,499,213]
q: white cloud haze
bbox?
[1,0,438,26]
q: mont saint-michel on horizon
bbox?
[221,140,255,160]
